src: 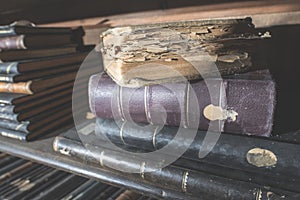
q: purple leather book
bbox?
[89,70,275,136]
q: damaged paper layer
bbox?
[100,18,270,87]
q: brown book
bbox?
[0,81,74,105]
[0,63,81,82]
[0,98,89,136]
[101,18,270,87]
[0,113,74,141]
[0,34,76,50]
[0,59,97,94]
[0,52,88,74]
[0,87,73,114]
[4,84,86,121]
[0,76,90,105]
[0,45,77,62]
[0,94,72,121]
[0,23,72,37]
[0,103,72,133]
[0,72,77,94]
[0,81,87,114]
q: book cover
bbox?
[89,70,276,136]
[52,123,293,199]
[0,23,72,37]
[0,45,77,62]
[94,118,300,193]
[0,34,77,50]
[0,52,88,74]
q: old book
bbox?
[0,88,72,114]
[0,63,81,82]
[0,81,89,112]
[52,126,293,200]
[0,61,95,105]
[100,18,270,87]
[0,113,73,141]
[0,102,75,134]
[0,81,74,105]
[0,45,77,62]
[89,70,276,136]
[0,34,78,50]
[0,59,98,94]
[0,84,88,122]
[0,94,72,122]
[0,52,88,74]
[0,99,88,140]
[0,71,77,94]
[0,80,88,107]
[95,118,300,193]
[0,23,72,37]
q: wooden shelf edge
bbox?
[40,0,300,28]
[0,134,196,200]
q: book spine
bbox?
[0,26,16,37]
[53,136,291,200]
[0,120,29,133]
[89,73,275,136]
[0,35,26,50]
[96,118,300,193]
[0,127,27,141]
[0,105,14,114]
[0,112,18,121]
[0,62,19,74]
[0,75,14,82]
[0,81,32,94]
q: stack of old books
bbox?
[0,22,94,141]
[54,18,300,199]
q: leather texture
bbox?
[0,114,74,141]
[89,70,276,136]
[0,81,32,94]
[0,71,78,95]
[0,35,26,50]
[0,103,72,133]
[54,128,294,200]
[0,24,72,37]
[95,118,300,193]
[0,52,88,75]
[0,63,81,83]
[0,81,74,105]
[0,34,76,50]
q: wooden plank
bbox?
[41,0,300,28]
[0,0,233,25]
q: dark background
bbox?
[0,0,250,25]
